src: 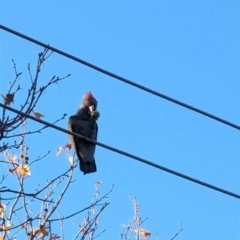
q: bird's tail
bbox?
[79,158,97,174]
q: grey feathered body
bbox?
[68,106,98,174]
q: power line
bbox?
[1,103,240,200]
[0,24,239,131]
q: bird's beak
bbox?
[89,105,95,112]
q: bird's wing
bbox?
[68,116,97,174]
[68,116,85,153]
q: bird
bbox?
[68,91,100,174]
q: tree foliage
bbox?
[0,49,182,240]
[0,49,111,240]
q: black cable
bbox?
[0,24,239,131]
[1,103,239,199]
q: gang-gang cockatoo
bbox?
[68,91,100,174]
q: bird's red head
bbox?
[82,91,98,110]
[83,91,94,100]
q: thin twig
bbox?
[170,222,183,240]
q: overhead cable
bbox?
[0,24,239,131]
[0,103,239,199]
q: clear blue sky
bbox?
[1,1,240,239]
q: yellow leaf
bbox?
[0,221,12,232]
[8,155,17,162]
[32,111,44,119]
[5,221,12,230]
[16,165,31,177]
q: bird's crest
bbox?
[83,91,94,100]
[82,91,98,107]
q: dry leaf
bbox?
[21,222,28,229]
[8,155,17,162]
[16,165,31,177]
[50,234,61,239]
[0,203,6,218]
[38,224,48,236]
[56,146,63,156]
[9,167,18,174]
[94,181,102,185]
[139,228,151,239]
[5,93,14,105]
[5,221,12,230]
[0,221,12,232]
[32,111,44,119]
[27,229,35,236]
[64,143,72,151]
[68,155,73,166]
